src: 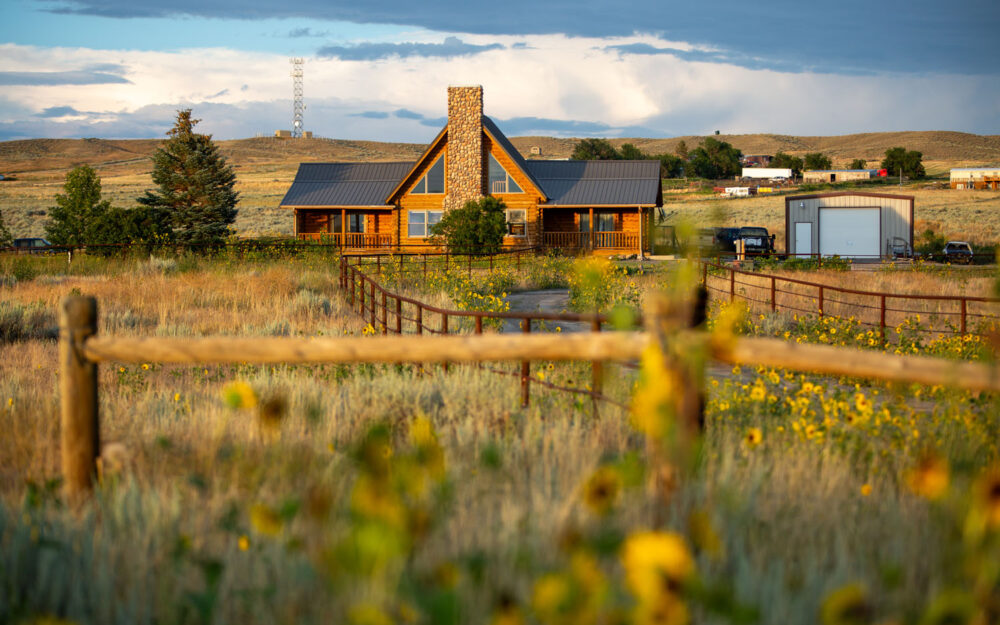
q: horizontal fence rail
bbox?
[701,261,1000,338]
[57,294,1000,496]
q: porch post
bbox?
[588,207,595,252]
[638,206,645,261]
[341,208,347,247]
[293,209,298,239]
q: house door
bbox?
[795,222,812,257]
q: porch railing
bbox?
[297,232,394,248]
[542,231,639,249]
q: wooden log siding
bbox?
[398,139,450,250]
[482,135,543,247]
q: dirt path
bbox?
[502,289,591,333]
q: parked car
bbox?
[943,241,973,264]
[736,226,776,257]
[12,237,54,253]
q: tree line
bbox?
[572,137,926,180]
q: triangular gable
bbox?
[481,116,547,202]
[385,125,448,204]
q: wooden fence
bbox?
[58,292,1000,496]
[702,261,1000,338]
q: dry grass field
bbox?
[3,250,1000,625]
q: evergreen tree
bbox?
[0,208,12,247]
[45,165,111,245]
[803,152,832,171]
[138,110,238,247]
[431,196,507,254]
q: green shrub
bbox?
[431,197,506,254]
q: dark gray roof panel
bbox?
[526,160,661,206]
[280,162,413,207]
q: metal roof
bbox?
[526,160,662,206]
[280,162,413,207]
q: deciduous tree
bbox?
[572,138,621,161]
[881,147,925,179]
[675,140,688,160]
[431,196,507,254]
[849,158,868,170]
[804,152,832,171]
[688,137,742,179]
[138,109,238,247]
[770,152,804,176]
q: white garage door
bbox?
[819,208,880,258]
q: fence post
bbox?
[445,252,449,272]
[358,275,364,316]
[442,313,450,373]
[961,298,968,334]
[59,296,100,496]
[818,286,824,317]
[879,295,887,343]
[468,254,472,277]
[489,254,494,273]
[591,316,603,416]
[770,276,776,312]
[376,255,381,276]
[370,281,376,328]
[475,316,483,335]
[729,267,735,302]
[350,268,356,309]
[702,262,708,287]
[396,298,403,334]
[381,291,388,335]
[521,317,531,407]
[416,304,423,335]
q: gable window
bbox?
[506,209,526,237]
[408,210,443,238]
[412,156,445,194]
[488,154,523,194]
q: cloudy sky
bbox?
[0,0,997,142]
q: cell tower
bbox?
[290,58,304,138]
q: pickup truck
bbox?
[709,227,776,256]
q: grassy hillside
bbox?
[1,132,998,240]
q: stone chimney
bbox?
[444,85,484,211]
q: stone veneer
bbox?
[444,85,485,212]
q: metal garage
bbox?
[784,192,914,260]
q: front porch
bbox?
[541,207,651,253]
[294,208,394,249]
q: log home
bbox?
[280,86,662,255]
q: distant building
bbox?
[803,169,879,183]
[950,167,1000,190]
[742,168,792,180]
[785,191,913,260]
[740,154,773,167]
[275,130,292,138]
[529,146,541,156]
[303,131,314,139]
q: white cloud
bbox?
[0,34,995,141]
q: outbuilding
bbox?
[950,167,1000,190]
[802,169,879,183]
[784,191,913,260]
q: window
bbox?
[506,209,526,237]
[597,213,616,232]
[412,157,444,194]
[408,210,443,238]
[579,213,589,233]
[348,214,365,233]
[488,154,522,194]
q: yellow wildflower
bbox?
[621,531,694,603]
[581,465,623,516]
[906,454,949,500]
[744,427,762,447]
